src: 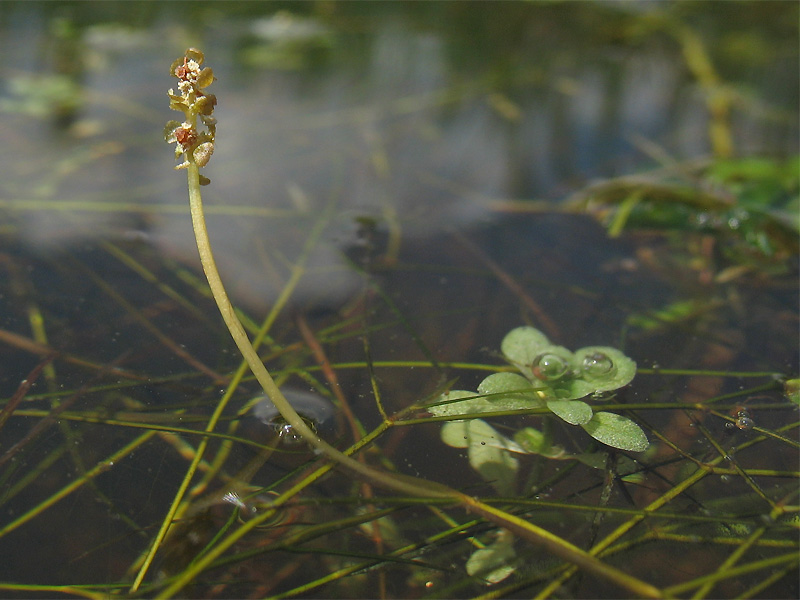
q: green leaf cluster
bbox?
[429,326,648,462]
[428,326,647,584]
[585,156,799,261]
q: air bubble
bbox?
[736,416,754,430]
[251,389,335,446]
[531,353,570,381]
[581,352,615,378]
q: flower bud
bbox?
[193,142,214,167]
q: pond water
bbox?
[0,2,797,599]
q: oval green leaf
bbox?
[547,399,593,425]
[477,372,544,410]
[581,411,649,452]
[501,326,552,366]
[427,390,485,418]
[572,346,636,392]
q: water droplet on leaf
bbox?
[531,353,570,381]
[581,352,615,377]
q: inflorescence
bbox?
[164,48,217,185]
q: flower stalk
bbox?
[159,48,662,599]
[164,49,456,497]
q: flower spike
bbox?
[165,48,216,183]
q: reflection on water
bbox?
[0,2,795,313]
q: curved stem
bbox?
[185,161,454,499]
[177,159,661,599]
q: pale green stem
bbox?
[177,159,661,599]
[151,88,664,596]
[184,159,456,499]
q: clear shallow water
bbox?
[0,2,797,598]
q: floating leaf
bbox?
[581,411,649,452]
[440,421,471,448]
[501,326,552,366]
[476,372,546,410]
[501,327,637,400]
[572,346,636,392]
[466,529,517,584]
[548,379,598,400]
[429,376,545,419]
[427,390,485,418]
[546,399,593,425]
[478,372,535,395]
[529,346,636,400]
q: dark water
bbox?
[0,2,797,598]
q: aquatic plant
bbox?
[428,326,648,582]
[1,14,796,597]
[151,48,663,598]
[430,325,648,456]
[573,156,799,262]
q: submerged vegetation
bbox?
[0,3,797,599]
